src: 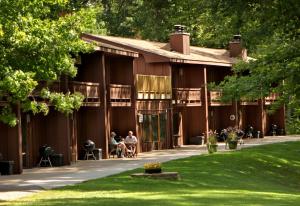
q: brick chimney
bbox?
[170,25,190,55]
[229,35,247,60]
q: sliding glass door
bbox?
[141,112,167,149]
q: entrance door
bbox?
[141,112,167,150]
[172,112,182,146]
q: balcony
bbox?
[172,88,201,106]
[31,81,62,97]
[209,91,231,106]
[70,81,100,107]
[265,93,279,105]
[240,97,259,106]
[109,84,131,107]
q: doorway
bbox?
[172,112,182,146]
[140,112,167,150]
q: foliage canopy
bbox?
[0,0,104,126]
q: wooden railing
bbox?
[70,81,100,106]
[173,88,201,106]
[209,90,231,106]
[240,97,259,106]
[265,93,279,105]
[109,84,131,106]
[70,81,100,98]
[31,81,62,97]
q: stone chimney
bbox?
[170,25,190,55]
[229,35,247,60]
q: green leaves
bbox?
[0,0,97,126]
[49,91,84,114]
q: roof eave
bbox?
[170,58,233,67]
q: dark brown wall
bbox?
[110,107,136,138]
[184,107,205,144]
[107,56,134,85]
[207,66,231,83]
[172,64,204,88]
[25,110,70,167]
[0,123,9,160]
[76,107,103,159]
[0,121,21,173]
[240,105,262,132]
[76,52,102,83]
[209,106,236,131]
[265,106,285,134]
[134,56,171,76]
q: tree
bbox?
[0,0,104,126]
[206,0,300,133]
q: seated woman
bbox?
[110,132,127,158]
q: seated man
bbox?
[125,131,138,157]
[110,132,127,158]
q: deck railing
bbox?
[209,90,231,106]
[31,81,62,96]
[70,81,100,99]
[173,88,201,106]
[265,93,279,105]
[109,84,131,106]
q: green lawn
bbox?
[3,141,300,206]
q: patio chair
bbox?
[126,144,137,158]
[109,143,117,158]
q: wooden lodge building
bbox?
[0,26,285,174]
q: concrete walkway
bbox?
[1,135,299,201]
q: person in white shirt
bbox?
[125,131,137,157]
[125,131,138,144]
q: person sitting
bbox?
[110,132,127,158]
[125,131,138,157]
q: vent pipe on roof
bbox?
[170,25,190,55]
[229,34,247,60]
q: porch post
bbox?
[203,66,209,142]
[101,53,109,158]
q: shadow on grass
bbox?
[6,141,300,206]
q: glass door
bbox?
[141,112,167,150]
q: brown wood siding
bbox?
[207,66,232,83]
[107,56,134,85]
[240,105,263,133]
[75,52,102,83]
[209,106,236,131]
[265,106,285,135]
[110,107,136,138]
[0,120,21,173]
[76,107,103,159]
[172,64,204,88]
[134,56,171,76]
[184,107,205,144]
[22,110,70,168]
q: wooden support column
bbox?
[260,99,266,136]
[235,100,239,128]
[101,53,109,158]
[203,67,209,142]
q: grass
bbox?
[3,141,300,206]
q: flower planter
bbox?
[228,140,238,149]
[145,168,162,174]
[207,144,218,154]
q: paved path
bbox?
[1,135,299,201]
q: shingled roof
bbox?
[82,33,235,67]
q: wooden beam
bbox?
[101,53,109,158]
[203,67,209,142]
